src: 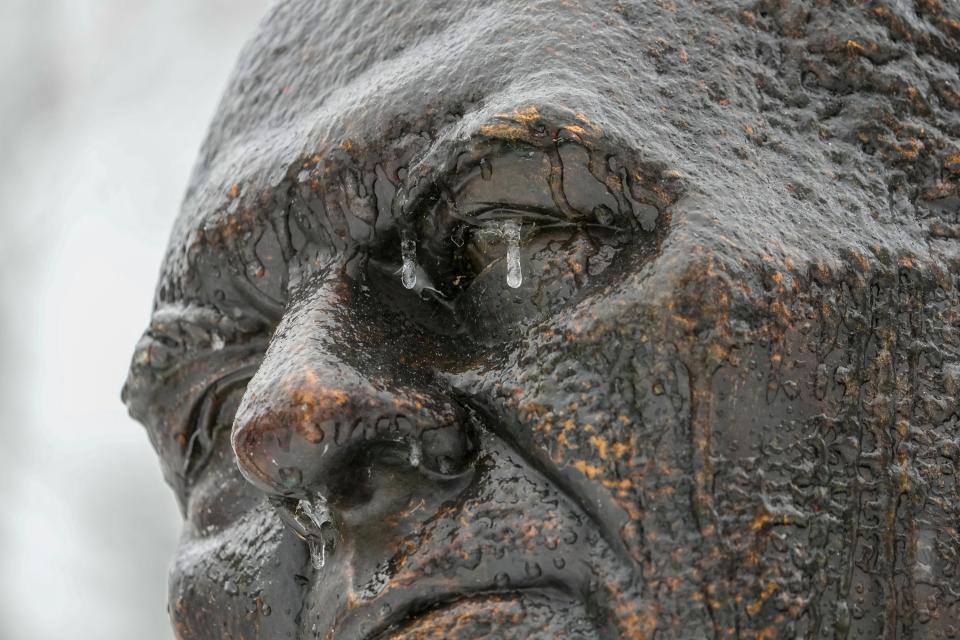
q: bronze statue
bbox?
[124,0,960,637]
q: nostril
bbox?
[324,438,444,509]
[232,368,478,519]
[419,423,475,477]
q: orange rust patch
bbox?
[845,39,866,55]
[497,105,541,125]
[746,582,779,617]
[750,513,773,532]
[589,435,610,460]
[894,139,923,161]
[756,626,779,639]
[573,460,604,479]
[478,123,529,140]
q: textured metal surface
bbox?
[124,1,960,637]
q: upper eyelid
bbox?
[453,203,575,226]
[438,205,627,241]
[404,148,633,243]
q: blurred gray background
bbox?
[0,1,268,638]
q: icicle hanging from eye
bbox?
[400,229,417,290]
[503,220,522,288]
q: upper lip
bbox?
[336,583,578,640]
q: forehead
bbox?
[164,0,937,298]
[179,0,669,223]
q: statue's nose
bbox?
[230,286,472,503]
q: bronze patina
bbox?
[124,0,960,637]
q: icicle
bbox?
[504,220,522,288]
[299,496,336,570]
[400,231,417,290]
[408,440,422,468]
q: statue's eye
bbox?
[430,208,626,296]
[424,214,535,297]
[444,215,630,339]
[366,205,632,342]
[183,369,252,482]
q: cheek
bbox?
[169,503,309,640]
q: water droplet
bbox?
[400,231,417,290]
[223,579,239,596]
[308,536,328,570]
[524,561,542,578]
[494,572,510,589]
[210,333,226,351]
[408,441,421,467]
[479,158,493,181]
[593,204,614,225]
[261,603,272,617]
[552,557,566,569]
[503,220,522,288]
[278,467,302,489]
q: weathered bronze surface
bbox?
[123,0,960,637]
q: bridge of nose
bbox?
[229,280,458,498]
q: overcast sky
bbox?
[0,2,267,637]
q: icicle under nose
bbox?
[400,231,417,290]
[503,220,522,289]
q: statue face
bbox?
[124,1,960,638]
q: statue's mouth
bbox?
[282,405,625,639]
[295,537,593,639]
[341,588,597,639]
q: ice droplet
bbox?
[400,231,417,290]
[408,440,422,468]
[593,204,614,226]
[299,497,336,570]
[479,157,493,181]
[504,220,522,288]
